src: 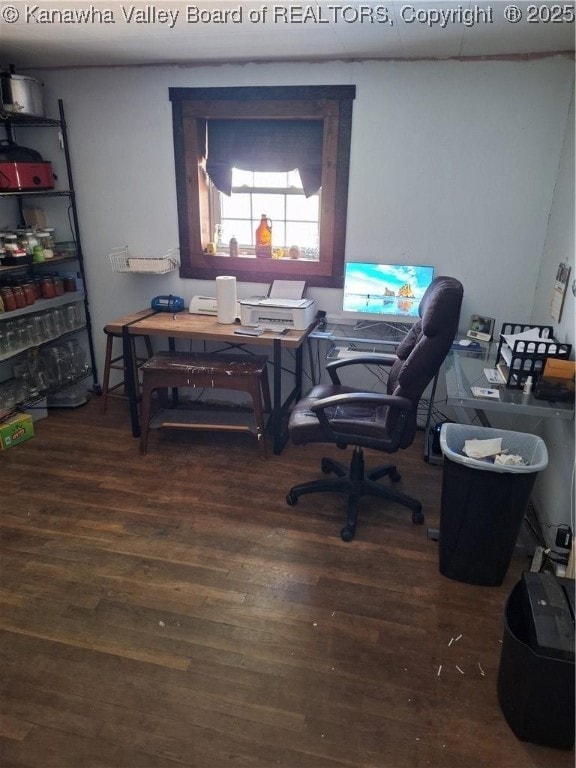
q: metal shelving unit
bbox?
[0,100,100,420]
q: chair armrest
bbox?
[310,392,412,413]
[309,392,413,451]
[326,356,395,385]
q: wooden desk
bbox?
[105,309,315,454]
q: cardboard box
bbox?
[535,359,575,403]
[0,413,35,450]
[22,207,47,229]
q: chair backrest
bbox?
[386,275,464,447]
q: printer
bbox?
[239,280,316,331]
[239,296,316,330]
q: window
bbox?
[169,85,355,288]
[216,169,320,259]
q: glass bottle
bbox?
[229,236,238,258]
[255,215,272,259]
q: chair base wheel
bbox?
[286,493,298,506]
[412,510,425,525]
[340,526,355,542]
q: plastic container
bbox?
[438,423,548,586]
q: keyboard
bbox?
[328,345,397,362]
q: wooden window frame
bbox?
[169,85,355,288]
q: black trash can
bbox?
[497,572,575,749]
[438,424,548,586]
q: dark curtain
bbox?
[206,119,323,198]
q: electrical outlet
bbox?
[555,527,572,550]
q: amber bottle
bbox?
[255,215,272,259]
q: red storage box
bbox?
[0,161,55,191]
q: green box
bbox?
[0,414,35,451]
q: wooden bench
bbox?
[139,351,271,458]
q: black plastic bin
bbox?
[497,573,575,749]
[438,424,548,586]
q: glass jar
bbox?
[3,233,18,253]
[16,231,30,254]
[44,228,56,259]
[37,231,55,260]
[40,277,56,300]
[22,282,36,306]
[33,243,45,263]
[52,276,64,296]
[0,286,16,312]
[12,285,26,309]
[63,276,77,292]
[22,230,38,256]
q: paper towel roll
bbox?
[216,275,237,324]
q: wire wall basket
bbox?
[109,246,180,275]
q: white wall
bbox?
[32,57,573,336]
[530,92,575,545]
[21,55,574,529]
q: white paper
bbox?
[256,297,308,308]
[463,438,502,459]
[270,280,306,299]
[484,368,506,385]
[501,327,552,366]
[494,454,527,467]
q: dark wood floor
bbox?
[0,397,572,768]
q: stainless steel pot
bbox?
[0,73,44,117]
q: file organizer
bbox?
[495,322,572,390]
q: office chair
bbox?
[286,276,464,541]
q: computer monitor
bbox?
[341,262,435,326]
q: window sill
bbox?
[180,251,336,286]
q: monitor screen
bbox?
[341,262,435,325]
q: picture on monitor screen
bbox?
[342,262,435,323]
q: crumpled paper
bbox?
[463,438,502,459]
[463,437,528,466]
[494,453,527,467]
